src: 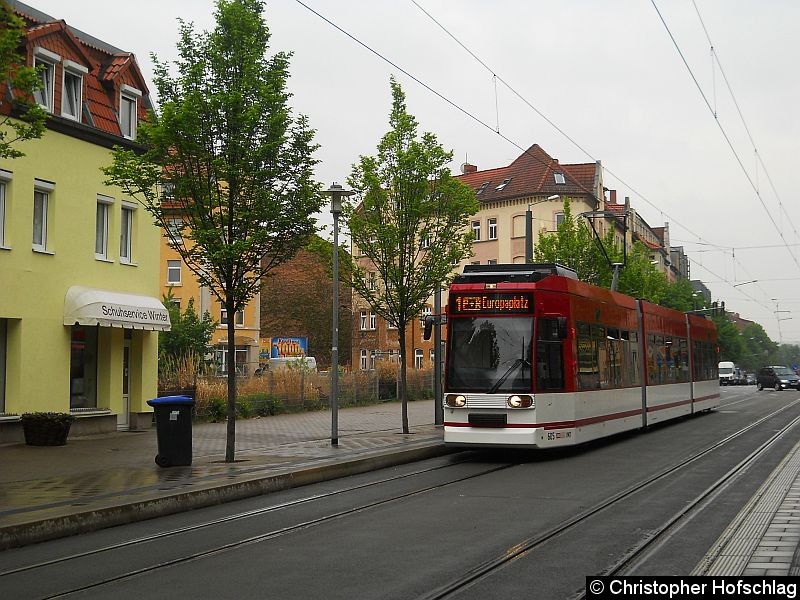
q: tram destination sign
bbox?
[450,292,533,315]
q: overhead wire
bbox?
[651,0,800,273]
[691,0,800,252]
[292,0,786,320]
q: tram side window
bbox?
[607,328,622,388]
[593,325,610,389]
[577,322,600,390]
[677,338,689,383]
[536,318,564,391]
[625,330,641,387]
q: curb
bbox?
[0,441,451,550]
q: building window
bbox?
[555,212,565,229]
[0,319,6,412]
[472,220,481,241]
[166,218,183,244]
[420,234,430,249]
[221,308,244,326]
[487,259,497,265]
[495,178,512,191]
[119,85,142,140]
[554,172,566,184]
[70,325,98,409]
[414,348,424,369]
[32,180,55,252]
[167,259,181,284]
[360,349,368,370]
[476,182,489,195]
[33,48,59,112]
[120,204,134,262]
[370,350,376,370]
[95,200,109,259]
[369,312,376,330]
[215,344,249,375]
[368,271,377,290]
[488,218,497,240]
[360,310,368,330]
[61,61,87,121]
[430,348,435,366]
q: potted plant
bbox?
[20,412,75,446]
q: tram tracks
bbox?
[4,395,794,599]
[415,398,800,600]
[0,458,518,598]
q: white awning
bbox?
[64,286,171,331]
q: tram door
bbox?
[536,317,566,391]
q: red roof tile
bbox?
[456,144,599,206]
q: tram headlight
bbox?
[507,395,533,409]
[445,394,467,408]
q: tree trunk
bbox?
[398,324,409,434]
[225,298,237,462]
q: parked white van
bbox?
[718,361,735,385]
[268,356,317,372]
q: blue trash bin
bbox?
[146,395,195,467]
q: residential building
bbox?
[0,2,167,439]
[260,241,352,370]
[161,216,261,376]
[349,143,604,369]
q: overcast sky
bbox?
[28,0,800,344]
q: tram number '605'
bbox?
[547,431,573,441]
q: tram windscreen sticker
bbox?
[450,293,533,315]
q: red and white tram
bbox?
[443,264,719,448]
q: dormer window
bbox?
[119,84,142,140]
[61,60,88,121]
[33,47,61,112]
[495,178,511,191]
[554,172,566,184]
[476,182,489,195]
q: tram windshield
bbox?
[447,316,533,392]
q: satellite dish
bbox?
[460,163,467,174]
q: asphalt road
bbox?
[2,385,798,600]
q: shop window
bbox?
[70,325,98,409]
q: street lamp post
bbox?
[323,182,354,446]
[525,195,559,263]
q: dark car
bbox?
[757,366,800,391]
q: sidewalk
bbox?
[0,399,446,550]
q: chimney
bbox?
[609,190,617,204]
[462,163,477,174]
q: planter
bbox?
[21,412,75,446]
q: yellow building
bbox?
[0,5,167,441]
[160,228,261,376]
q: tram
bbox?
[442,264,719,448]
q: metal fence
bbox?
[189,369,436,421]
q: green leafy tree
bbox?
[103,0,321,462]
[346,78,479,433]
[0,0,46,158]
[615,241,669,304]
[534,198,608,284]
[713,311,744,364]
[159,291,216,363]
[739,322,777,372]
